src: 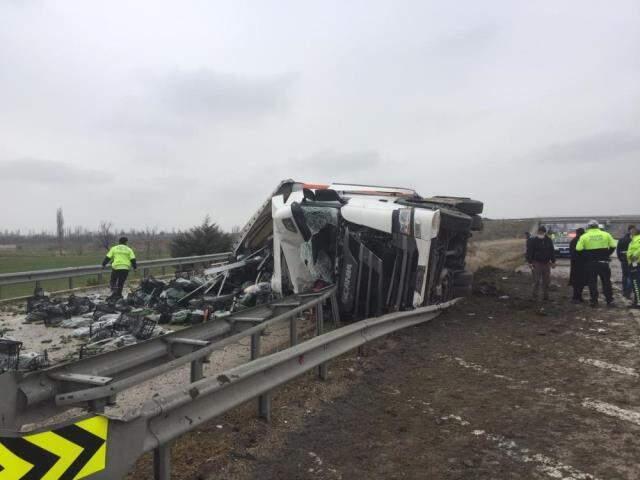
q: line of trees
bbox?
[170,216,234,257]
[0,209,241,259]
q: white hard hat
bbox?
[587,219,599,228]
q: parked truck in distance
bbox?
[233,180,483,321]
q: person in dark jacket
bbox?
[526,226,556,300]
[569,228,586,303]
[617,225,636,299]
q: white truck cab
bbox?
[235,180,482,320]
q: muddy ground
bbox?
[127,256,640,480]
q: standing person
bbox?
[569,228,586,303]
[526,226,556,301]
[576,220,617,307]
[616,225,636,299]
[102,237,137,299]
[523,231,532,259]
[627,226,640,307]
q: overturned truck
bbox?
[233,180,483,321]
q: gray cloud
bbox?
[104,69,296,136]
[434,24,499,56]
[297,150,383,174]
[0,1,638,230]
[0,158,107,184]
[534,132,640,164]
[158,69,295,119]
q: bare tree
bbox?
[56,208,64,255]
[141,226,159,259]
[71,226,85,255]
[98,221,114,250]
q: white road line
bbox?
[444,355,640,428]
[629,309,640,329]
[438,415,601,479]
[451,357,525,384]
[581,399,640,426]
[439,414,470,425]
[473,431,601,480]
[578,357,639,377]
[566,331,637,349]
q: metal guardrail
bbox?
[0,291,459,480]
[0,252,232,300]
[0,287,335,429]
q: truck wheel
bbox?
[439,208,472,233]
[471,215,483,231]
[453,271,473,287]
[453,285,473,298]
[427,197,484,216]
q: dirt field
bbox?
[127,243,640,480]
[466,238,526,272]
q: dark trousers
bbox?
[110,269,129,297]
[573,282,586,301]
[531,262,551,299]
[570,261,586,301]
[631,264,640,306]
[621,260,632,297]
[585,261,613,304]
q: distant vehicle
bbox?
[539,222,583,257]
[540,221,614,258]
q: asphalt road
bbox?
[128,261,640,479]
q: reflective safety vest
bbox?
[576,228,616,251]
[575,228,616,262]
[106,244,136,270]
[628,235,640,264]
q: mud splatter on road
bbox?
[128,263,640,479]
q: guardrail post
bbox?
[153,443,171,480]
[88,399,106,413]
[259,392,272,422]
[251,333,272,421]
[190,358,204,382]
[34,280,41,295]
[250,333,261,361]
[98,273,103,284]
[68,277,74,290]
[143,268,149,279]
[316,303,328,380]
[289,316,298,346]
[162,266,166,276]
[330,293,341,327]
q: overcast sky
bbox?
[1,1,638,233]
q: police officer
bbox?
[576,220,617,307]
[102,237,137,299]
[569,228,586,303]
[617,225,636,299]
[627,226,640,307]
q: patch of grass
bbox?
[0,248,171,300]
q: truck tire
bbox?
[453,271,473,287]
[439,208,472,233]
[471,215,483,231]
[426,197,484,216]
[453,285,473,298]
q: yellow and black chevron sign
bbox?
[0,416,108,480]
